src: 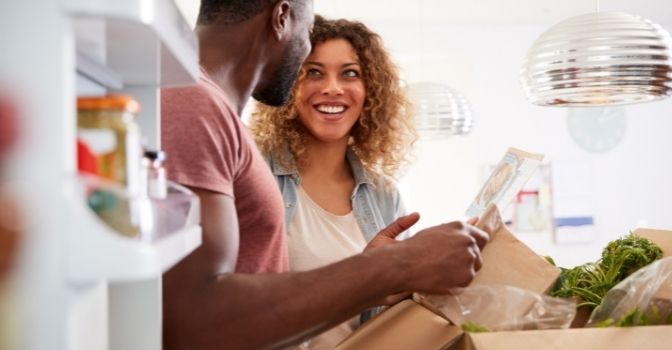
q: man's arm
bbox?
[163,189,485,350]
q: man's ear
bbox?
[270,0,291,41]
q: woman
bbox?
[250,15,416,348]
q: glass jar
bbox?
[78,95,143,238]
[77,95,142,196]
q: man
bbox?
[161,1,488,349]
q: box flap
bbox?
[460,325,672,350]
[472,224,559,290]
[635,228,672,300]
[335,300,463,350]
[473,204,560,290]
[635,228,672,257]
[417,206,560,325]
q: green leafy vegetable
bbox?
[601,232,663,280]
[461,322,490,333]
[550,232,662,308]
[595,304,672,327]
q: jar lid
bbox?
[77,95,140,114]
[144,150,167,163]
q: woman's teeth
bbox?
[316,105,345,114]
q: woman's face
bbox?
[295,38,366,144]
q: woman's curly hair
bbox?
[250,15,416,181]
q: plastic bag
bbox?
[587,256,672,327]
[415,285,576,332]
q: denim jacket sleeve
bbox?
[268,150,411,242]
[354,178,411,240]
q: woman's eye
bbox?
[306,69,322,77]
[343,69,360,78]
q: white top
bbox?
[287,186,366,350]
[287,186,367,272]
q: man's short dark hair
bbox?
[197,0,279,25]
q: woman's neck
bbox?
[300,138,351,182]
[298,137,356,216]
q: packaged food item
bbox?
[587,256,672,327]
[466,147,544,218]
[77,95,142,196]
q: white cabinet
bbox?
[0,0,201,349]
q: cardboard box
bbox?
[335,300,672,350]
[416,204,561,324]
[336,228,672,350]
[470,204,560,292]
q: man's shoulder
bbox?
[162,79,238,122]
[162,78,220,105]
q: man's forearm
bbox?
[163,246,405,350]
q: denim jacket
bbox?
[265,148,407,242]
[266,148,408,323]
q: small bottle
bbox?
[143,150,167,199]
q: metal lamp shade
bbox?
[521,11,672,106]
[407,82,473,137]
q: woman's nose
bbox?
[321,75,343,95]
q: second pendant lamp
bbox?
[520,11,672,107]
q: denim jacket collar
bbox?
[269,147,299,177]
[269,146,376,190]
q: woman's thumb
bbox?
[377,212,420,239]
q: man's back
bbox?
[162,67,288,274]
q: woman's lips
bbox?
[315,104,346,114]
[314,104,348,121]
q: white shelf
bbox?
[68,0,199,87]
[0,1,200,348]
[66,177,202,283]
[77,49,124,90]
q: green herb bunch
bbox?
[550,233,662,308]
[601,232,663,280]
[595,305,672,327]
[461,321,490,333]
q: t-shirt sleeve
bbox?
[161,85,239,197]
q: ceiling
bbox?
[175,0,672,31]
[313,0,672,26]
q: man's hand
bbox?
[364,217,489,305]
[381,221,489,295]
[364,212,420,251]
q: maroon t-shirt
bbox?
[161,67,288,273]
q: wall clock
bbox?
[567,107,627,153]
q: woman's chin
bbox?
[311,133,350,145]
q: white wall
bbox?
[367,21,672,266]
[172,1,672,266]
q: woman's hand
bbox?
[364,212,420,251]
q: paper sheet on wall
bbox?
[466,147,544,218]
[551,160,596,244]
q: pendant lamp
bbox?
[520,11,672,106]
[407,82,473,137]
